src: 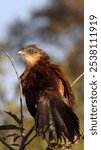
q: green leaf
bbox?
[5,111,21,126]
[0,125,20,130]
[6,133,19,138]
[13,135,21,143]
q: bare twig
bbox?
[0,49,24,136]
[71,72,84,87]
[19,125,35,150]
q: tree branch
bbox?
[0,49,24,137]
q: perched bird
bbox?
[17,44,80,144]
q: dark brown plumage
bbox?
[17,44,80,144]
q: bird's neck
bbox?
[26,56,51,70]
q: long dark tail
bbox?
[35,91,80,143]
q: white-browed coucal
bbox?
[17,44,80,144]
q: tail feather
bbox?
[36,96,57,142]
[50,98,79,142]
[35,91,80,143]
[45,98,57,142]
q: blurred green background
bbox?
[0,0,83,149]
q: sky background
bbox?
[0,0,50,100]
[0,0,48,39]
[0,0,64,101]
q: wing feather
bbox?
[50,64,75,108]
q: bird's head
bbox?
[17,44,49,66]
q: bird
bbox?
[17,44,80,145]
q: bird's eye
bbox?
[33,50,38,53]
[31,49,36,53]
